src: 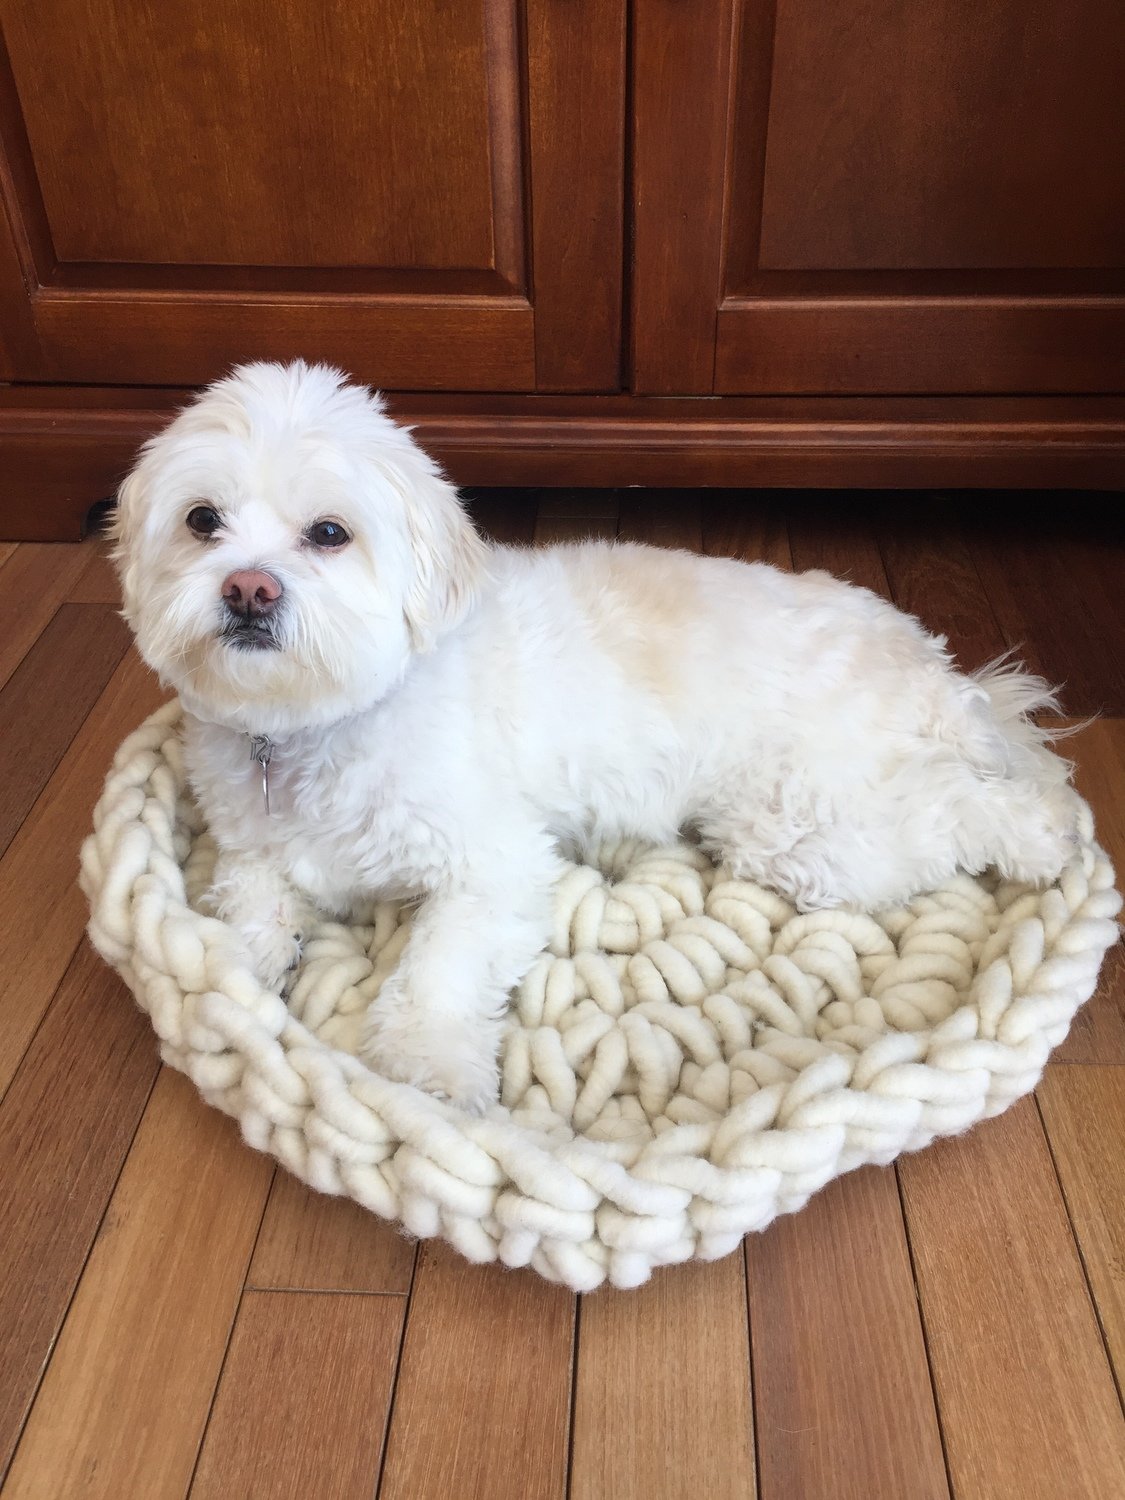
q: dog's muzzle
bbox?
[219,615,282,651]
[219,568,283,650]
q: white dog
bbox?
[114,361,1078,1108]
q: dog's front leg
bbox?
[358,851,560,1110]
[206,850,316,991]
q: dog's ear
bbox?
[110,464,148,625]
[397,462,489,652]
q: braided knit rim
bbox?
[80,702,1121,1291]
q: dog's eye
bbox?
[186,505,222,538]
[307,520,350,549]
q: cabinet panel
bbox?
[0,0,625,392]
[3,0,504,271]
[632,0,1125,396]
[751,0,1125,273]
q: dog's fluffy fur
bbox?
[115,361,1079,1108]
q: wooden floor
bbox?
[0,489,1123,1500]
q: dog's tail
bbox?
[946,652,1084,883]
[971,650,1091,759]
[973,652,1061,740]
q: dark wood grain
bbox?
[462,488,539,546]
[715,284,1125,404]
[0,605,129,859]
[190,1291,405,1500]
[1037,1067,1125,1393]
[378,1243,574,1500]
[248,1173,415,1294]
[1055,946,1125,1067]
[68,540,120,605]
[1049,718,1125,1064]
[534,510,621,546]
[0,646,166,1095]
[899,1098,1125,1500]
[703,491,793,569]
[5,391,1125,541]
[570,1257,755,1500]
[966,500,1125,715]
[751,1,1125,274]
[746,1166,949,1500]
[4,0,504,269]
[536,490,620,519]
[526,0,626,390]
[788,495,892,598]
[520,487,621,546]
[35,292,538,391]
[2,1069,273,1500]
[0,1,630,398]
[876,500,1009,670]
[630,0,732,392]
[617,489,702,550]
[0,940,159,1482]
[0,544,91,684]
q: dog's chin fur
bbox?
[114,360,1082,1109]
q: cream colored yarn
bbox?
[81,703,1121,1291]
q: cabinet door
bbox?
[632,0,1125,394]
[0,0,624,391]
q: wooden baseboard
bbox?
[2,386,1124,540]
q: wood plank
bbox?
[876,499,1009,671]
[787,494,892,598]
[0,542,90,690]
[0,605,129,860]
[1051,717,1125,1065]
[898,1096,1125,1500]
[1055,946,1125,1066]
[69,539,121,605]
[532,485,630,546]
[3,1068,273,1500]
[0,940,160,1482]
[1064,718,1125,869]
[0,647,166,1096]
[703,491,793,569]
[537,489,620,519]
[189,1290,405,1500]
[248,1171,415,1294]
[965,499,1125,716]
[462,488,538,546]
[0,541,16,570]
[378,1242,574,1500]
[617,490,702,550]
[746,1165,948,1500]
[534,508,619,544]
[1037,1067,1125,1395]
[570,1256,755,1500]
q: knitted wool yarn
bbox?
[81,702,1121,1290]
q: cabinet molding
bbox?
[3,387,1122,540]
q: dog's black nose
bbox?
[222,569,282,619]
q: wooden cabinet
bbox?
[0,0,624,391]
[633,0,1125,396]
[1,0,1123,539]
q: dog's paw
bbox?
[237,917,304,992]
[358,1004,500,1113]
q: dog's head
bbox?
[114,361,487,734]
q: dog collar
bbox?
[249,735,273,816]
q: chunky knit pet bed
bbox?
[81,702,1120,1291]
